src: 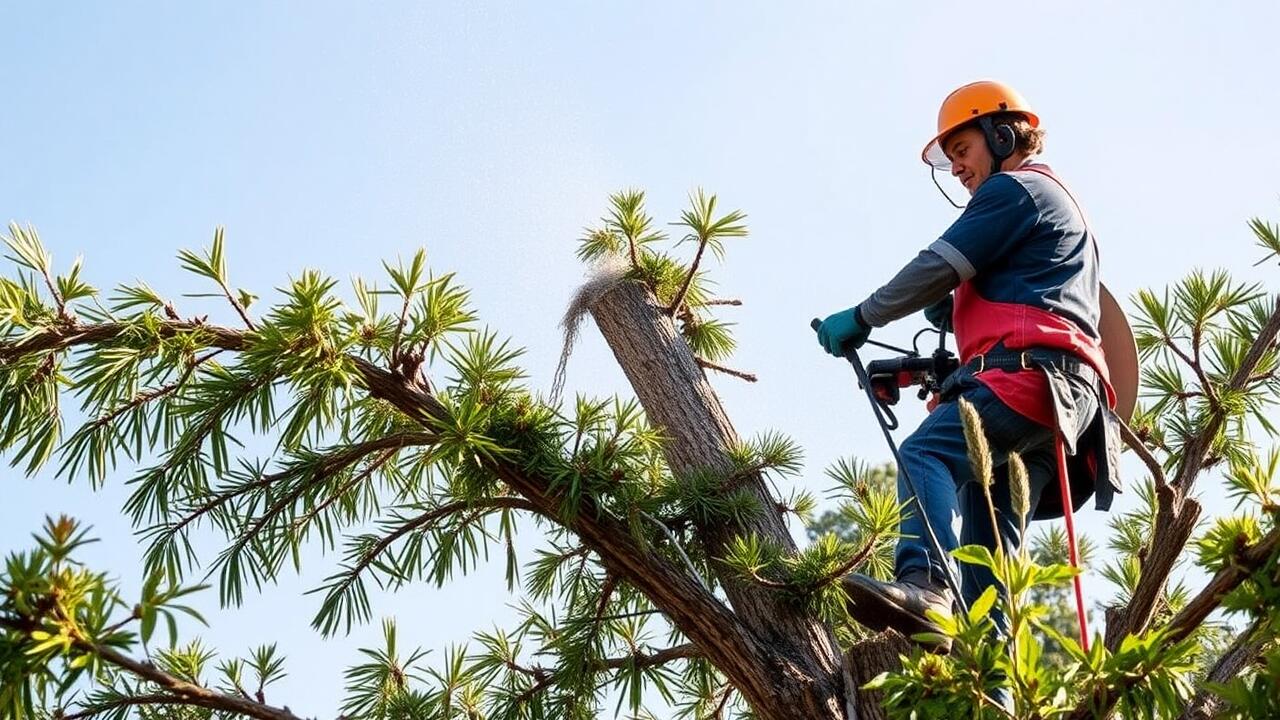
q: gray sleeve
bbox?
[857,249,961,327]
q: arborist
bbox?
[814,80,1128,650]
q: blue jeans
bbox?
[894,378,1095,628]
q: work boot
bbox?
[841,569,954,653]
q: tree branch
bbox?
[667,238,709,316]
[1,319,767,706]
[89,350,223,429]
[1176,326,1221,410]
[1178,618,1272,720]
[1108,297,1280,649]
[164,432,433,551]
[60,693,207,720]
[807,534,883,592]
[1074,524,1280,720]
[336,497,541,589]
[1119,420,1169,490]
[80,641,301,720]
[695,358,757,383]
[290,447,399,531]
[599,643,700,669]
[1161,524,1280,645]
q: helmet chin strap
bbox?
[930,166,966,209]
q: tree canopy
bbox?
[2,196,1280,719]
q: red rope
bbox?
[1056,434,1090,651]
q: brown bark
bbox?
[845,632,913,720]
[1106,297,1280,650]
[1178,619,1269,720]
[589,279,855,719]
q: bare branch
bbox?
[599,643,699,669]
[1120,420,1169,490]
[667,239,710,317]
[695,358,757,383]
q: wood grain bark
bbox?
[589,279,857,719]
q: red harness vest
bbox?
[952,165,1116,426]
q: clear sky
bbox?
[4,2,1279,715]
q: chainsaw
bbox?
[859,329,959,430]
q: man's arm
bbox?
[857,249,959,327]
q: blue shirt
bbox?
[928,166,1101,340]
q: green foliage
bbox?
[869,544,1206,720]
[3,201,1280,718]
[576,190,750,372]
[1132,267,1278,466]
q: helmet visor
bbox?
[923,137,952,170]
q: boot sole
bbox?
[843,576,953,654]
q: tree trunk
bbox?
[589,279,908,719]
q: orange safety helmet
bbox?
[922,80,1039,169]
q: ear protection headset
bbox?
[930,115,1019,207]
[978,115,1017,175]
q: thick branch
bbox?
[1179,618,1271,720]
[2,318,778,717]
[1108,297,1280,649]
[1074,525,1280,720]
[1103,491,1201,648]
[0,321,246,362]
[1162,524,1280,644]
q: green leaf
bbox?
[968,585,998,623]
[952,544,995,570]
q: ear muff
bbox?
[978,115,1016,161]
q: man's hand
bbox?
[923,295,954,332]
[816,306,871,356]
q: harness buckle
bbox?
[1020,351,1034,370]
[973,354,986,373]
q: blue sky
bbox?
[4,2,1279,714]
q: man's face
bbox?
[942,127,992,196]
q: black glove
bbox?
[923,295,954,332]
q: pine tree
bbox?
[1,195,1279,719]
